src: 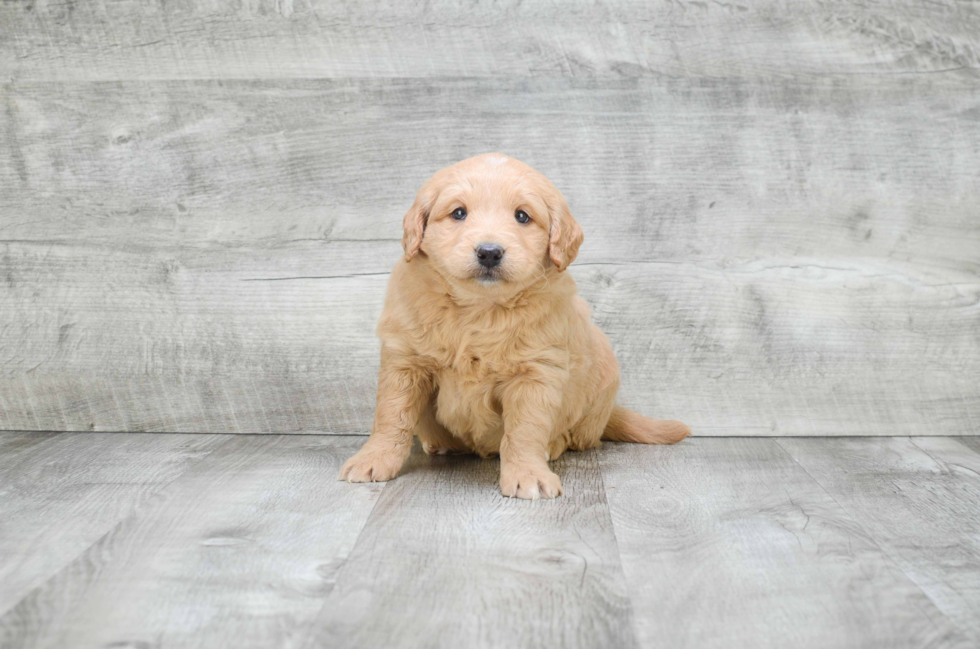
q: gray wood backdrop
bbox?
[1,0,978,436]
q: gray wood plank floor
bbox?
[0,435,382,649]
[778,437,980,641]
[309,448,635,649]
[2,432,979,648]
[0,433,228,614]
[601,438,967,649]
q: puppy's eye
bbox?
[515,210,530,224]
[451,207,467,220]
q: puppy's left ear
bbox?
[548,192,584,272]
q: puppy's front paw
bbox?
[500,463,563,500]
[339,446,407,483]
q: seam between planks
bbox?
[907,437,980,478]
[592,445,643,649]
[944,438,980,478]
[295,477,393,649]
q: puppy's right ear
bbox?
[402,201,426,262]
[402,179,437,262]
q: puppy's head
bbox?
[402,154,582,292]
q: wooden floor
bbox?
[1,432,978,648]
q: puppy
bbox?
[339,153,689,499]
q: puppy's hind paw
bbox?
[421,441,469,456]
[500,463,563,500]
[421,441,450,456]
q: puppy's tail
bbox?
[601,405,690,445]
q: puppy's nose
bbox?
[475,243,504,268]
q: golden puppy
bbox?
[339,153,689,499]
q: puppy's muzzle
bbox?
[475,243,504,269]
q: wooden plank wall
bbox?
[1,0,978,435]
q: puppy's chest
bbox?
[433,365,501,438]
[423,336,515,437]
[418,316,522,380]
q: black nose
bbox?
[475,243,504,268]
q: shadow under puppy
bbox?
[340,153,689,499]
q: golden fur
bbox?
[340,153,689,499]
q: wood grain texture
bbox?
[1,0,978,81]
[2,435,980,647]
[305,444,637,648]
[0,432,59,472]
[0,435,384,649]
[778,436,980,642]
[956,436,980,455]
[0,432,227,615]
[2,75,978,434]
[599,438,970,648]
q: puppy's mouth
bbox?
[474,267,504,283]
